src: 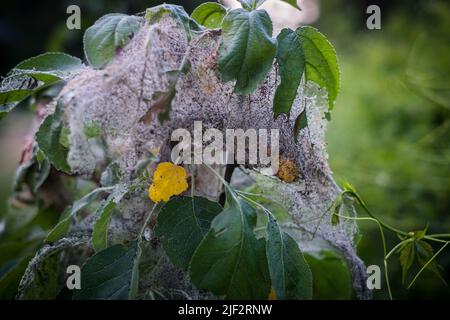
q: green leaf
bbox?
[92,185,129,252]
[218,9,277,95]
[190,191,270,299]
[0,90,32,115]
[239,0,300,10]
[83,14,141,68]
[304,250,353,299]
[146,4,201,42]
[238,0,260,10]
[0,53,82,119]
[73,241,140,299]
[18,238,90,299]
[342,181,357,194]
[281,0,301,10]
[266,215,312,299]
[14,52,83,75]
[273,26,339,114]
[273,28,305,116]
[415,240,446,285]
[44,208,72,243]
[20,251,62,299]
[0,256,33,299]
[399,241,415,283]
[36,99,70,173]
[297,26,340,110]
[293,109,308,141]
[191,2,227,29]
[46,187,112,243]
[413,225,428,240]
[10,52,82,86]
[155,196,222,270]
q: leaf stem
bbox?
[385,239,413,260]
[193,156,242,205]
[139,203,160,241]
[424,236,449,243]
[427,233,450,238]
[190,163,195,198]
[237,191,275,219]
[345,191,408,236]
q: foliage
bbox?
[266,214,312,299]
[322,0,450,298]
[304,250,353,300]
[329,182,450,299]
[45,187,115,243]
[190,2,226,29]
[0,52,82,119]
[92,184,129,252]
[145,4,201,41]
[83,13,142,68]
[0,0,448,301]
[218,8,277,95]
[274,27,339,116]
[190,190,271,299]
[35,99,70,173]
[74,241,140,299]
[154,196,222,270]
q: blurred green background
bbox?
[0,0,449,299]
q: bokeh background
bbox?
[0,0,449,299]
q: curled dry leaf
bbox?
[276,157,298,183]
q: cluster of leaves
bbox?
[0,53,83,119]
[0,156,150,299]
[64,161,313,300]
[0,52,88,299]
[329,182,450,299]
[0,1,342,300]
[191,1,339,137]
[138,1,338,138]
[0,1,339,136]
[0,10,144,121]
[149,163,312,299]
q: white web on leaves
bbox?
[1,67,80,92]
[241,82,370,299]
[55,15,370,299]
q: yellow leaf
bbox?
[149,162,189,203]
[268,287,276,300]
